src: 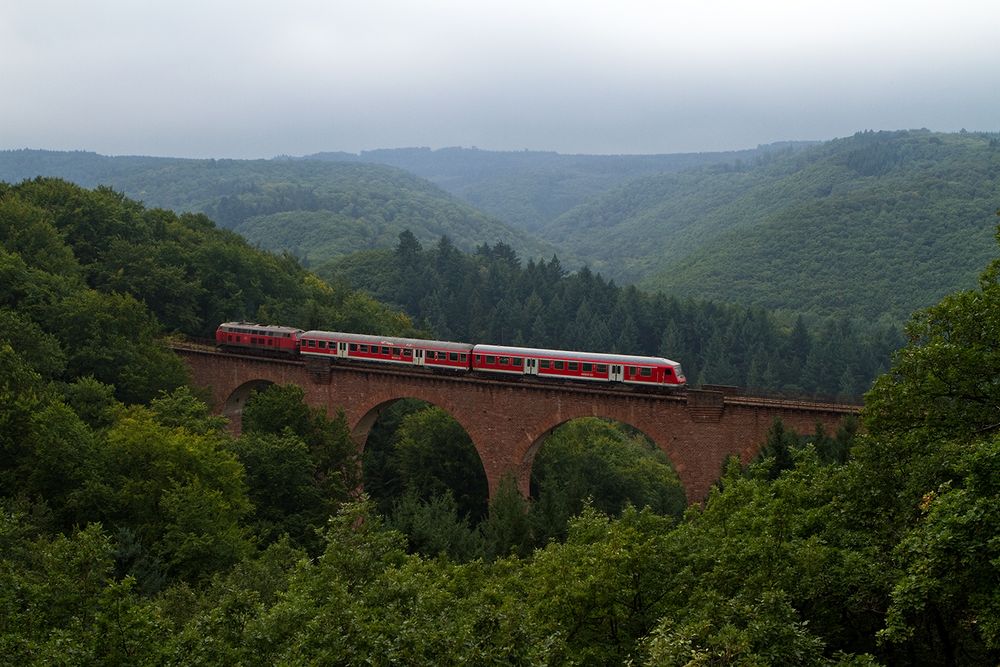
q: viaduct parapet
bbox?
[174,346,859,502]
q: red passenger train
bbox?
[215,322,686,389]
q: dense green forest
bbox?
[2,132,995,324]
[544,130,1000,322]
[303,143,812,231]
[0,151,553,262]
[2,179,1000,663]
[323,232,902,400]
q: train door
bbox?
[337,342,349,359]
[525,358,539,375]
[414,349,425,366]
[610,364,624,382]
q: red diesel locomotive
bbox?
[215,322,686,389]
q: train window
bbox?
[513,358,523,367]
[568,362,578,371]
[460,354,467,361]
[403,349,412,357]
[428,351,437,359]
[486,355,495,364]
[499,356,509,365]
[583,363,592,372]
[541,360,550,369]
[382,346,390,354]
[474,355,480,362]
[391,347,399,356]
[359,344,368,352]
[596,364,608,373]
[640,367,652,377]
[628,367,636,376]
[318,341,327,349]
[554,361,564,370]
[449,352,459,361]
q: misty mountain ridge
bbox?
[2,129,997,324]
[300,142,818,231]
[0,150,556,263]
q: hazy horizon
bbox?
[5,1,999,159]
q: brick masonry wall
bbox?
[178,348,858,502]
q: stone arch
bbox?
[351,395,490,519]
[519,412,681,499]
[222,379,274,433]
[349,396,477,455]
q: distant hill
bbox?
[5,132,997,325]
[537,130,1000,323]
[303,143,814,231]
[0,150,556,264]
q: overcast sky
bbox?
[3,0,998,158]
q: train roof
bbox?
[219,322,304,334]
[472,343,681,367]
[301,330,474,352]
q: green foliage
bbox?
[864,227,1000,441]
[389,406,489,522]
[479,475,533,560]
[531,418,686,542]
[236,384,362,551]
[2,148,1000,665]
[307,144,799,232]
[0,151,553,267]
[386,490,483,562]
[635,131,1000,322]
[88,406,252,586]
[523,505,680,664]
[879,434,1000,662]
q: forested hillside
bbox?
[4,133,992,324]
[323,232,902,400]
[304,143,811,231]
[0,150,553,263]
[3,174,999,663]
[543,130,999,322]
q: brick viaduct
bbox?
[174,346,860,503]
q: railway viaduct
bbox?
[174,346,860,502]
